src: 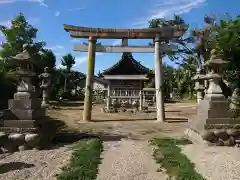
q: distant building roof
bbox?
[80,73,109,85]
[102,52,152,75]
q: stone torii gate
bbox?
[63,24,186,122]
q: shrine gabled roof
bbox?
[102,52,152,75]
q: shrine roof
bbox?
[102,52,152,76]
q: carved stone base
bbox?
[185,126,240,146]
[0,120,56,152]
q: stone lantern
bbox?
[9,44,36,99]
[185,49,240,147]
[39,67,51,107]
[0,44,54,152]
[192,68,205,103]
[204,49,228,100]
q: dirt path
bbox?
[49,102,197,140]
[97,139,167,180]
[48,102,197,180]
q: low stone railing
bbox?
[0,132,43,152]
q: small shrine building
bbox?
[102,52,153,110]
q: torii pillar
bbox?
[83,37,96,121]
[154,34,165,122]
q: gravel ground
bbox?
[97,139,168,180]
[0,145,72,180]
[181,144,240,180]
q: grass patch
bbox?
[57,138,103,180]
[151,138,205,180]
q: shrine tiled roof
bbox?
[102,52,152,75]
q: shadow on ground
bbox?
[0,162,34,174]
[165,117,188,123]
[90,118,157,122]
[90,117,188,123]
[50,101,84,107]
[49,118,129,148]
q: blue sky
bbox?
[0,0,239,74]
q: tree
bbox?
[148,15,195,65]
[38,49,56,71]
[211,16,240,90]
[61,53,76,72]
[191,15,216,69]
[0,13,56,75]
[0,13,45,66]
[61,53,76,91]
[0,13,56,104]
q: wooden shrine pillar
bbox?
[83,37,97,121]
[154,34,165,122]
[139,81,143,111]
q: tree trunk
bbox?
[64,77,67,92]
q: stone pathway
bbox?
[97,139,168,180]
[182,144,240,180]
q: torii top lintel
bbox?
[63,24,187,39]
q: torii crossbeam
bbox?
[73,44,178,53]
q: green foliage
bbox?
[61,53,76,72]
[0,59,17,109]
[0,13,40,59]
[146,59,197,100]
[51,69,85,100]
[211,16,240,89]
[57,138,103,180]
[0,13,49,73]
[0,13,57,105]
[151,137,205,180]
[149,15,195,64]
[61,53,76,92]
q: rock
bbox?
[0,132,8,146]
[8,133,25,145]
[216,139,224,146]
[119,107,126,113]
[100,107,106,113]
[2,142,18,152]
[132,108,138,114]
[224,137,236,146]
[25,133,40,148]
[202,131,216,142]
[214,130,229,141]
[227,129,240,137]
[18,145,28,151]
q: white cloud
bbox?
[111,39,121,46]
[54,7,84,17]
[47,45,66,57]
[28,0,47,7]
[0,20,11,27]
[47,45,64,51]
[74,56,88,67]
[134,0,207,27]
[0,0,48,7]
[66,7,85,12]
[73,52,104,68]
[71,39,81,43]
[54,11,60,17]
